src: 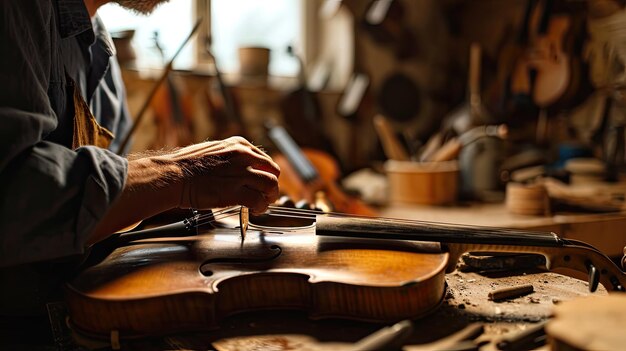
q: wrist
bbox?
[127,155,184,211]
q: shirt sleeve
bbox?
[0,1,128,267]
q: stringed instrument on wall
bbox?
[204,38,245,140]
[510,0,573,108]
[65,206,625,339]
[279,46,336,156]
[485,0,536,119]
[150,31,195,148]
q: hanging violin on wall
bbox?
[66,206,625,339]
[509,0,575,108]
[149,31,196,148]
[279,45,336,156]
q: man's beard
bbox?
[113,0,170,15]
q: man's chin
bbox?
[113,0,170,15]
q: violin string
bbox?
[184,205,555,240]
[266,206,492,229]
[267,205,368,218]
[193,209,234,225]
[194,206,241,227]
[263,206,556,239]
[265,206,512,233]
[229,206,533,237]
[197,206,239,221]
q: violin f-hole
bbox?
[199,245,282,276]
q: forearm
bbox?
[88,136,281,245]
[88,156,184,244]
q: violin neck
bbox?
[315,214,625,292]
[315,215,564,248]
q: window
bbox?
[210,0,303,77]
[98,0,304,76]
[98,0,195,69]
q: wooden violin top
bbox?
[67,226,448,337]
[71,228,447,298]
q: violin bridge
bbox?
[239,206,249,243]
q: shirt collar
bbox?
[92,16,116,57]
[55,0,93,39]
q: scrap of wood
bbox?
[489,284,534,301]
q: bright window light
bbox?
[211,0,302,76]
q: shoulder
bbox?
[0,0,57,112]
[1,0,54,21]
[1,0,55,39]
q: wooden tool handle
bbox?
[373,114,410,161]
[469,43,482,98]
[429,138,462,162]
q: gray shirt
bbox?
[0,0,130,312]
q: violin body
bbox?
[66,213,626,339]
[510,13,571,107]
[66,226,447,337]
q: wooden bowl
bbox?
[238,47,270,79]
[384,160,459,205]
[505,182,550,216]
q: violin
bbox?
[150,78,195,148]
[66,206,625,339]
[204,38,245,140]
[267,122,377,216]
[149,31,196,148]
[279,46,336,155]
[510,0,572,108]
[485,0,536,119]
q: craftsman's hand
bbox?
[173,136,280,214]
[90,137,279,244]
